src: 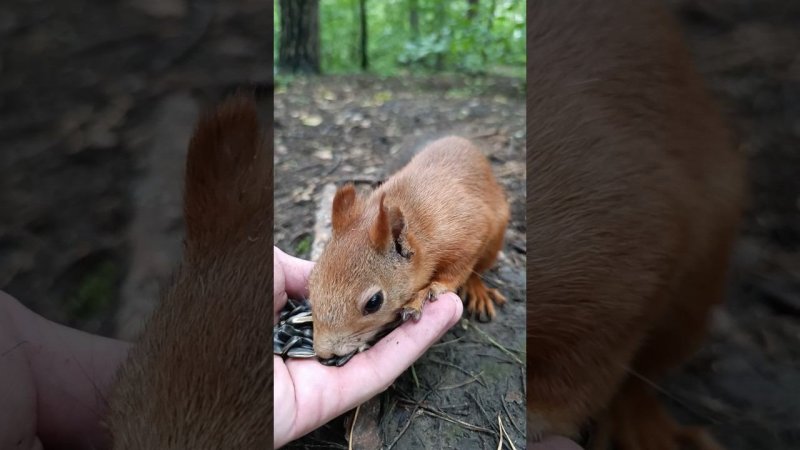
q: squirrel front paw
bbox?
[402,282,458,322]
[401,305,422,322]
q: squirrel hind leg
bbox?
[462,273,506,322]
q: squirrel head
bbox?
[308,184,417,360]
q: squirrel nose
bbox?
[315,348,334,360]
[313,342,336,360]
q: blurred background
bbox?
[0,0,272,340]
[658,2,800,449]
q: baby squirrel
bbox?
[526,1,745,449]
[309,136,510,361]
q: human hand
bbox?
[272,247,463,448]
[0,290,129,450]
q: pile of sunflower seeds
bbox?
[273,298,405,367]
[273,298,357,367]
[273,298,315,359]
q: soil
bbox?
[0,0,798,449]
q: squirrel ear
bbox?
[388,206,410,258]
[332,184,359,236]
[369,194,408,256]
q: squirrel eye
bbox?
[364,292,384,315]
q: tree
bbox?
[434,1,446,70]
[359,0,368,70]
[409,0,419,39]
[278,0,321,74]
[467,0,479,21]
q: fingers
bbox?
[274,247,315,300]
[1,291,131,450]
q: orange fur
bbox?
[526,1,746,449]
[309,137,510,360]
[107,93,274,449]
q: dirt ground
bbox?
[1,0,799,449]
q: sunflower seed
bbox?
[286,347,316,358]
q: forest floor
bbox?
[1,0,799,449]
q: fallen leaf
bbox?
[313,148,333,160]
[300,113,323,127]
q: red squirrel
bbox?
[107,94,274,449]
[308,137,510,361]
[526,1,745,449]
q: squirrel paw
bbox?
[426,281,453,301]
[402,282,454,322]
[463,275,506,322]
[401,305,422,322]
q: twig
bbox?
[393,395,495,434]
[501,396,522,436]
[386,390,434,450]
[426,357,487,387]
[468,322,524,365]
[348,403,361,450]
[421,408,495,434]
[498,414,518,450]
[323,153,342,176]
[440,370,484,390]
[467,392,497,434]
[431,336,464,347]
[411,364,420,389]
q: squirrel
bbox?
[526,1,746,449]
[308,136,510,361]
[107,94,274,449]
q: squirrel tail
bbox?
[182,92,272,256]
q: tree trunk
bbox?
[435,1,446,70]
[278,0,321,74]
[487,0,496,31]
[359,0,368,70]
[409,0,419,39]
[467,0,479,21]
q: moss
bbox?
[294,234,312,257]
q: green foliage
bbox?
[275,0,525,76]
[294,234,312,257]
